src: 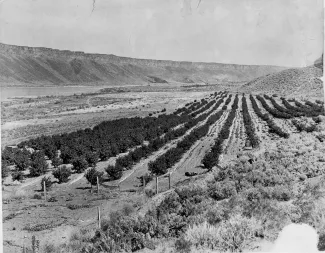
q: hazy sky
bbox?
[0,0,323,67]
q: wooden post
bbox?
[23,236,27,253]
[97,206,101,229]
[36,239,40,253]
[168,173,171,190]
[43,181,47,201]
[156,176,159,195]
[97,176,99,195]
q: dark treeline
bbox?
[189,99,217,117]
[250,95,289,138]
[221,94,232,110]
[175,99,206,116]
[241,95,259,148]
[256,95,291,119]
[148,97,227,176]
[2,92,226,179]
[108,95,228,178]
[295,100,325,115]
[281,98,324,117]
[305,100,325,115]
[202,94,239,170]
[264,95,303,118]
[174,91,223,115]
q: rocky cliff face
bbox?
[0,43,286,86]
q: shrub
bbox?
[30,152,49,177]
[48,196,58,202]
[41,176,52,191]
[85,152,99,167]
[318,234,325,251]
[11,171,24,182]
[185,221,220,249]
[175,237,192,253]
[51,156,62,168]
[206,205,229,225]
[13,148,31,171]
[43,243,57,253]
[208,181,237,201]
[292,119,317,133]
[121,204,134,216]
[145,188,156,198]
[52,166,72,183]
[312,116,322,124]
[67,204,91,210]
[270,185,292,201]
[33,194,42,199]
[84,167,104,187]
[106,164,123,180]
[217,215,261,252]
[72,157,88,173]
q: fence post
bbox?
[156,176,159,195]
[168,173,171,190]
[43,181,47,201]
[97,206,101,229]
[36,239,40,253]
[97,176,99,196]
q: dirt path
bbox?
[224,96,244,156]
[115,97,227,191]
[147,96,232,192]
[244,94,278,153]
[165,110,230,189]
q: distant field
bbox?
[1,85,107,101]
[1,84,218,146]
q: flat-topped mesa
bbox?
[0,42,285,69]
[0,43,287,85]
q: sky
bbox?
[0,0,323,67]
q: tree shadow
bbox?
[76,186,92,190]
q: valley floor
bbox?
[1,86,325,253]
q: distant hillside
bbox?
[240,60,324,99]
[0,43,286,86]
